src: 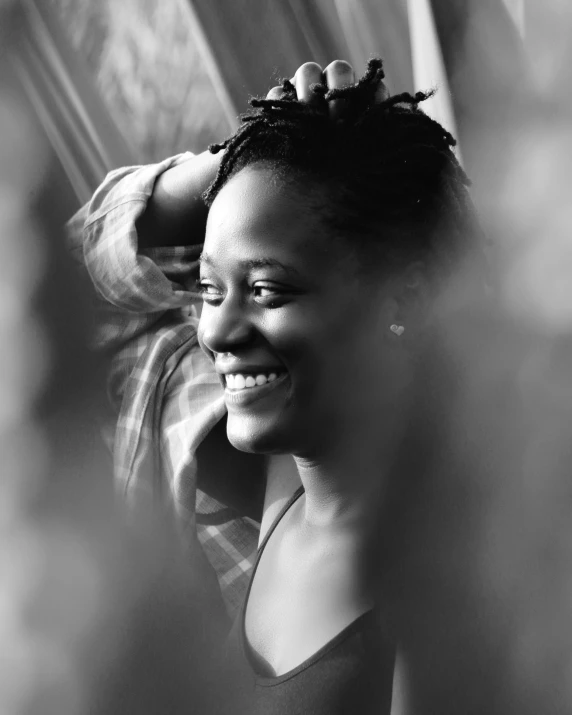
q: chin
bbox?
[226,414,299,455]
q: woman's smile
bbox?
[223,370,290,407]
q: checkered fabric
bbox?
[67,153,259,616]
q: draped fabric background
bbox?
[11,0,134,204]
[14,0,526,207]
[5,2,572,715]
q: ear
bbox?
[387,262,431,339]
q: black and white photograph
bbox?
[1,1,571,713]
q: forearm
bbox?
[136,149,221,249]
[66,153,207,356]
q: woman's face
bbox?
[198,164,396,457]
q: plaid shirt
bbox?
[67,153,259,616]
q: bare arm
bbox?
[137,149,222,249]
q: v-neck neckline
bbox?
[238,486,374,684]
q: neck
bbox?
[293,442,387,530]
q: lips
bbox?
[223,370,289,407]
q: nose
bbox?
[198,297,254,356]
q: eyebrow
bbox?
[199,253,302,277]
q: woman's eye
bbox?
[198,281,223,302]
[253,283,289,307]
[198,280,291,307]
[254,285,279,298]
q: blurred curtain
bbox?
[186,0,414,112]
[406,0,459,146]
[11,0,135,204]
[10,0,530,207]
[428,0,528,175]
[332,0,414,92]
[187,0,348,113]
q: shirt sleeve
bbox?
[67,152,202,345]
[66,152,204,413]
[66,156,259,616]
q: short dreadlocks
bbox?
[203,58,483,278]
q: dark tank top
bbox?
[223,487,395,715]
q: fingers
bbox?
[268,60,387,117]
[323,60,355,121]
[291,62,323,103]
[266,85,285,100]
[323,59,355,91]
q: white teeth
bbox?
[225,372,282,390]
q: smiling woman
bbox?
[193,58,485,713]
[67,52,485,713]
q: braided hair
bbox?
[203,58,484,279]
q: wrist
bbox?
[153,149,221,206]
[137,150,222,250]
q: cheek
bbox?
[262,308,326,363]
[264,306,368,397]
[303,311,385,407]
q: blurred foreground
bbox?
[2,1,572,713]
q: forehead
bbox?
[204,165,339,268]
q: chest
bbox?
[244,526,372,677]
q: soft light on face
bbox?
[198,165,393,458]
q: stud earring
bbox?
[389,324,405,336]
